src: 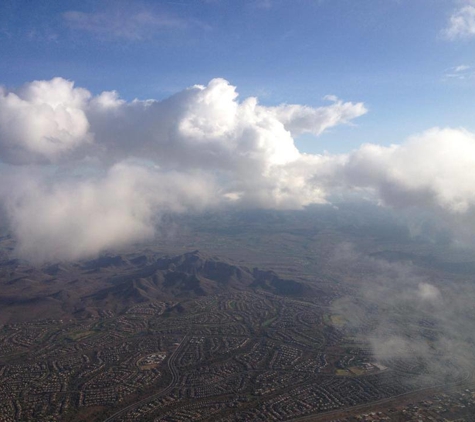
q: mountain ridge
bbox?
[0,250,311,323]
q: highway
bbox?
[289,377,473,422]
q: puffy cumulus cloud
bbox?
[85,78,365,209]
[342,128,475,213]
[444,0,475,40]
[0,76,370,262]
[0,77,364,168]
[3,75,475,262]
[41,78,365,200]
[88,78,303,168]
[231,153,350,209]
[2,162,217,263]
[0,78,92,164]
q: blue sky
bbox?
[1,0,475,153]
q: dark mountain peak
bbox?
[251,267,308,296]
[82,255,128,270]
[129,255,149,266]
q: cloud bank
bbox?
[1,76,475,261]
[3,163,217,262]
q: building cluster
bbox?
[0,291,470,421]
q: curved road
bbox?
[103,335,189,422]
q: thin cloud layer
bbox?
[63,9,188,41]
[1,77,475,261]
[444,64,475,80]
[331,244,475,384]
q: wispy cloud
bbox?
[331,244,475,386]
[63,8,189,41]
[203,0,273,10]
[455,64,470,72]
[443,64,475,80]
[253,0,273,9]
[443,0,475,40]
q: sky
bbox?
[1,0,475,153]
[1,0,475,262]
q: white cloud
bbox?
[444,64,475,80]
[0,78,92,164]
[444,1,475,40]
[341,128,475,214]
[2,76,475,262]
[455,64,470,72]
[0,76,367,261]
[0,77,365,170]
[270,96,367,137]
[2,162,217,262]
[85,78,365,208]
[417,282,442,303]
[331,245,475,382]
